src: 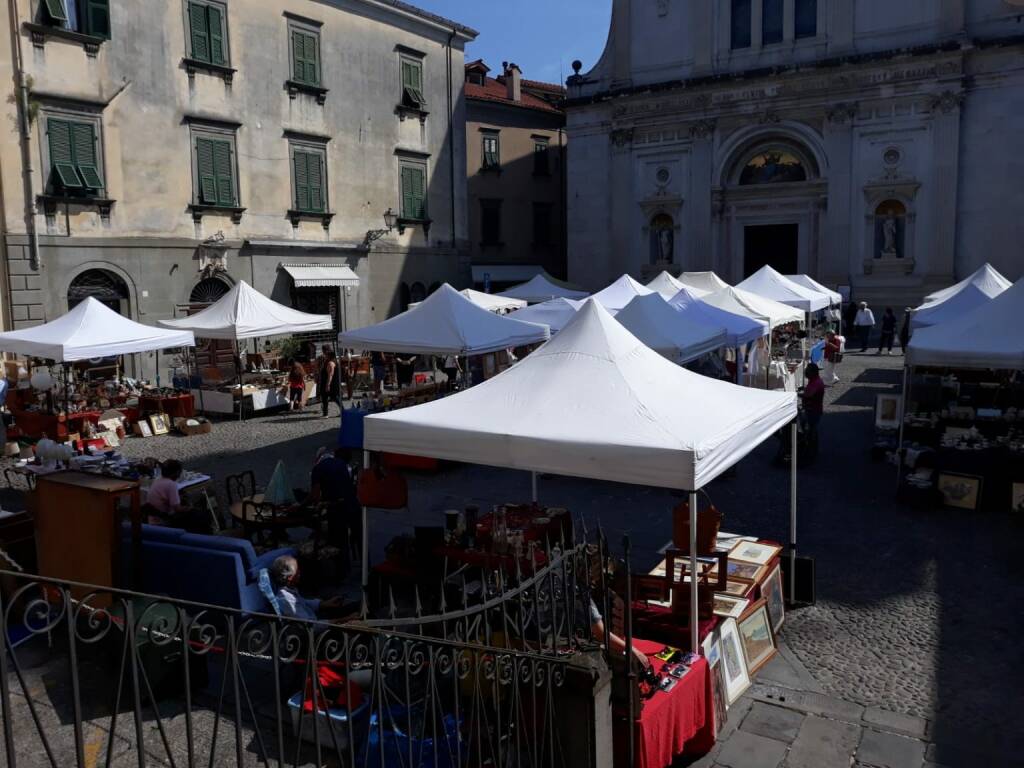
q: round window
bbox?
[883,147,902,167]
[656,168,671,184]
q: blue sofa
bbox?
[125,524,295,613]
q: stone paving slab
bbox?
[862,706,930,739]
[750,684,865,724]
[856,729,926,768]
[715,730,788,768]
[783,714,862,768]
[739,702,805,744]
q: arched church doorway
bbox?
[68,269,130,314]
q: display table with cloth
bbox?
[633,638,714,768]
[630,605,719,651]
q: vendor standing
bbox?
[395,354,417,389]
[800,364,825,461]
[854,302,876,353]
[318,346,341,418]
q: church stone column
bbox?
[691,2,712,75]
[688,120,716,271]
[928,91,963,283]
[609,128,636,281]
[823,103,857,285]
[828,0,854,54]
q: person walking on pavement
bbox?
[319,346,341,418]
[877,307,897,355]
[899,307,912,354]
[823,330,843,386]
[854,301,876,352]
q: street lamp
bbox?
[363,208,399,248]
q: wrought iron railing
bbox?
[0,571,598,768]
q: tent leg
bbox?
[234,340,243,422]
[734,346,741,385]
[789,420,798,604]
[689,491,699,656]
[531,471,538,504]
[896,364,909,492]
[155,349,161,390]
[361,450,370,591]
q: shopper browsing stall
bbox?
[287,361,305,411]
[877,308,897,355]
[823,331,843,386]
[800,364,825,460]
[854,302,876,352]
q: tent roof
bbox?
[459,288,527,313]
[786,275,842,305]
[923,263,1011,304]
[908,278,1024,370]
[668,286,769,347]
[364,300,796,491]
[0,298,195,362]
[159,280,332,340]
[647,271,709,300]
[912,264,1010,330]
[338,283,549,355]
[495,273,589,303]
[508,298,582,333]
[616,294,728,363]
[736,266,830,312]
[591,274,655,313]
[701,286,805,330]
[678,271,730,294]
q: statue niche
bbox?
[649,214,675,265]
[874,199,906,259]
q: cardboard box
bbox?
[173,418,212,437]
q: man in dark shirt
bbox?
[800,363,825,461]
[307,448,360,558]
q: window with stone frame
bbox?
[762,0,783,45]
[288,21,321,87]
[184,0,229,66]
[481,133,500,170]
[795,0,817,38]
[190,126,239,207]
[38,0,110,38]
[730,0,752,50]
[42,111,106,197]
[399,159,428,221]
[533,138,550,176]
[400,53,426,110]
[289,140,328,213]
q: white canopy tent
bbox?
[363,300,800,652]
[615,293,728,363]
[786,275,842,306]
[508,298,582,334]
[737,266,831,312]
[337,283,549,355]
[702,286,805,330]
[678,271,730,294]
[591,274,654,313]
[907,277,1024,370]
[495,272,589,303]
[647,271,709,300]
[0,297,196,361]
[911,264,1011,330]
[159,280,332,340]
[667,287,768,347]
[923,263,1011,304]
[459,288,527,313]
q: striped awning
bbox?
[281,264,360,288]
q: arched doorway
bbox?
[190,277,231,305]
[68,269,130,314]
[718,133,826,281]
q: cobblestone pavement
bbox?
[8,352,1019,765]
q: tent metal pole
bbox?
[155,349,161,390]
[234,339,243,422]
[734,346,741,385]
[531,471,538,504]
[896,364,909,491]
[689,491,699,656]
[361,450,371,591]
[789,420,798,604]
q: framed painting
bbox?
[721,578,756,597]
[712,560,767,583]
[712,594,749,620]
[875,394,902,430]
[729,540,783,567]
[718,618,750,706]
[148,414,170,436]
[701,629,721,669]
[134,421,153,438]
[737,599,777,676]
[761,562,785,634]
[710,661,729,738]
[937,472,983,511]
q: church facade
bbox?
[564,0,1024,306]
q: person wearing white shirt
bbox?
[269,556,342,621]
[853,302,876,352]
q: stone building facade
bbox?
[564,0,1024,307]
[0,0,475,375]
[464,61,567,294]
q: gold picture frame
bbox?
[148,414,170,436]
[937,472,983,511]
[737,598,777,676]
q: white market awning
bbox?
[282,264,360,288]
[615,293,728,363]
[365,299,796,491]
[0,298,195,361]
[736,266,831,312]
[459,288,527,313]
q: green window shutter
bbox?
[307,34,320,86]
[195,137,217,203]
[188,2,210,62]
[85,0,110,39]
[292,31,319,85]
[47,119,82,190]
[71,122,104,189]
[207,4,226,65]
[211,139,234,206]
[307,152,324,212]
[43,0,67,23]
[400,166,413,218]
[293,151,310,211]
[291,31,306,83]
[402,165,425,220]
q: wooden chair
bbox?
[225,471,256,508]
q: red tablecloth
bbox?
[634,638,715,768]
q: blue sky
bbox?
[412,0,612,85]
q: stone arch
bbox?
[715,122,827,188]
[189,276,233,305]
[64,261,138,317]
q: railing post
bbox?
[0,589,17,768]
[622,535,635,768]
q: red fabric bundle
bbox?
[302,664,363,713]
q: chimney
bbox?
[504,62,522,102]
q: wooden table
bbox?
[33,471,141,604]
